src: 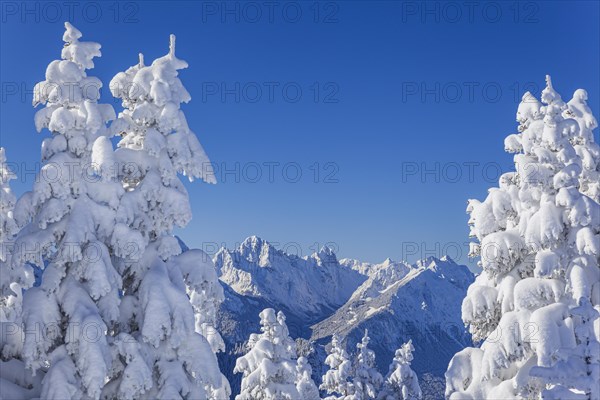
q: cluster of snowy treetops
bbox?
[0,23,421,400]
[233,309,421,400]
[445,76,600,399]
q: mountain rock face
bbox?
[215,236,367,318]
[213,237,474,398]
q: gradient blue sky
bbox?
[1,1,599,268]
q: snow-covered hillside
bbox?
[312,256,474,376]
[214,237,474,398]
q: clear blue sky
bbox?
[1,1,599,269]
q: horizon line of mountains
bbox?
[193,235,474,399]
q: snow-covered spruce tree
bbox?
[105,35,228,399]
[234,308,301,400]
[351,330,383,400]
[445,76,600,399]
[8,23,121,399]
[379,340,421,400]
[320,334,355,400]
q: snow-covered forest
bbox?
[1,21,599,400]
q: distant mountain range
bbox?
[212,236,474,399]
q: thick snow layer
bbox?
[446,76,600,399]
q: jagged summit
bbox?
[235,235,274,263]
[239,234,266,250]
[415,255,447,269]
[215,236,364,317]
[235,236,340,265]
[313,245,338,266]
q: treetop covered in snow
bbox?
[109,32,216,186]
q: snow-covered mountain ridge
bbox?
[215,236,368,318]
[213,236,474,398]
[312,255,474,376]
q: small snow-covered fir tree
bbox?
[10,22,121,400]
[0,150,16,234]
[351,330,383,400]
[0,148,44,400]
[234,308,301,400]
[180,249,227,355]
[296,356,320,399]
[0,147,22,325]
[0,147,20,356]
[379,340,421,400]
[320,334,355,400]
[293,337,320,399]
[104,35,228,399]
[0,148,21,360]
[445,76,600,399]
[278,310,298,356]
